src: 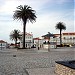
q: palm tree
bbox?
[13,5,37,48]
[55,22,66,46]
[10,29,21,47]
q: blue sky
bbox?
[0,0,74,43]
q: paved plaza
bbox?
[0,47,75,75]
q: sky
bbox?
[0,0,74,43]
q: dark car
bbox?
[31,45,36,48]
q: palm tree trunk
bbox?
[60,29,62,46]
[23,21,26,48]
[15,39,17,48]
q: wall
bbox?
[55,63,75,75]
[0,43,7,49]
[43,44,56,49]
[20,33,33,48]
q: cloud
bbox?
[0,0,5,6]
[26,10,74,37]
[0,0,50,13]
[0,0,74,42]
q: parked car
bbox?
[31,45,36,48]
[64,44,71,47]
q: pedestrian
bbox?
[38,47,39,50]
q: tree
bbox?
[55,22,66,46]
[10,29,21,47]
[13,5,37,48]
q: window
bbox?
[73,37,75,39]
[30,37,31,39]
[63,37,66,39]
[0,43,2,46]
[70,37,72,39]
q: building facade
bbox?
[42,34,57,49]
[62,32,75,45]
[20,32,33,48]
[0,40,7,49]
[54,32,75,45]
[33,37,43,48]
[20,32,75,48]
[35,32,75,49]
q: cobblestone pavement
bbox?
[0,47,75,75]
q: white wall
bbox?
[20,33,33,48]
[62,34,75,44]
[0,43,7,49]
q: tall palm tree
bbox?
[10,29,21,47]
[55,22,66,46]
[13,5,37,48]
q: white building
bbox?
[54,34,60,45]
[33,37,43,48]
[20,32,33,48]
[62,32,75,45]
[0,40,7,50]
[33,32,75,49]
[54,32,75,45]
[41,33,57,49]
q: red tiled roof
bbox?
[26,32,32,36]
[10,43,15,46]
[62,32,75,35]
[21,32,33,36]
[54,32,75,36]
[54,34,60,37]
[0,40,6,43]
[10,43,20,46]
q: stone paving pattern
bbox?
[0,47,75,75]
